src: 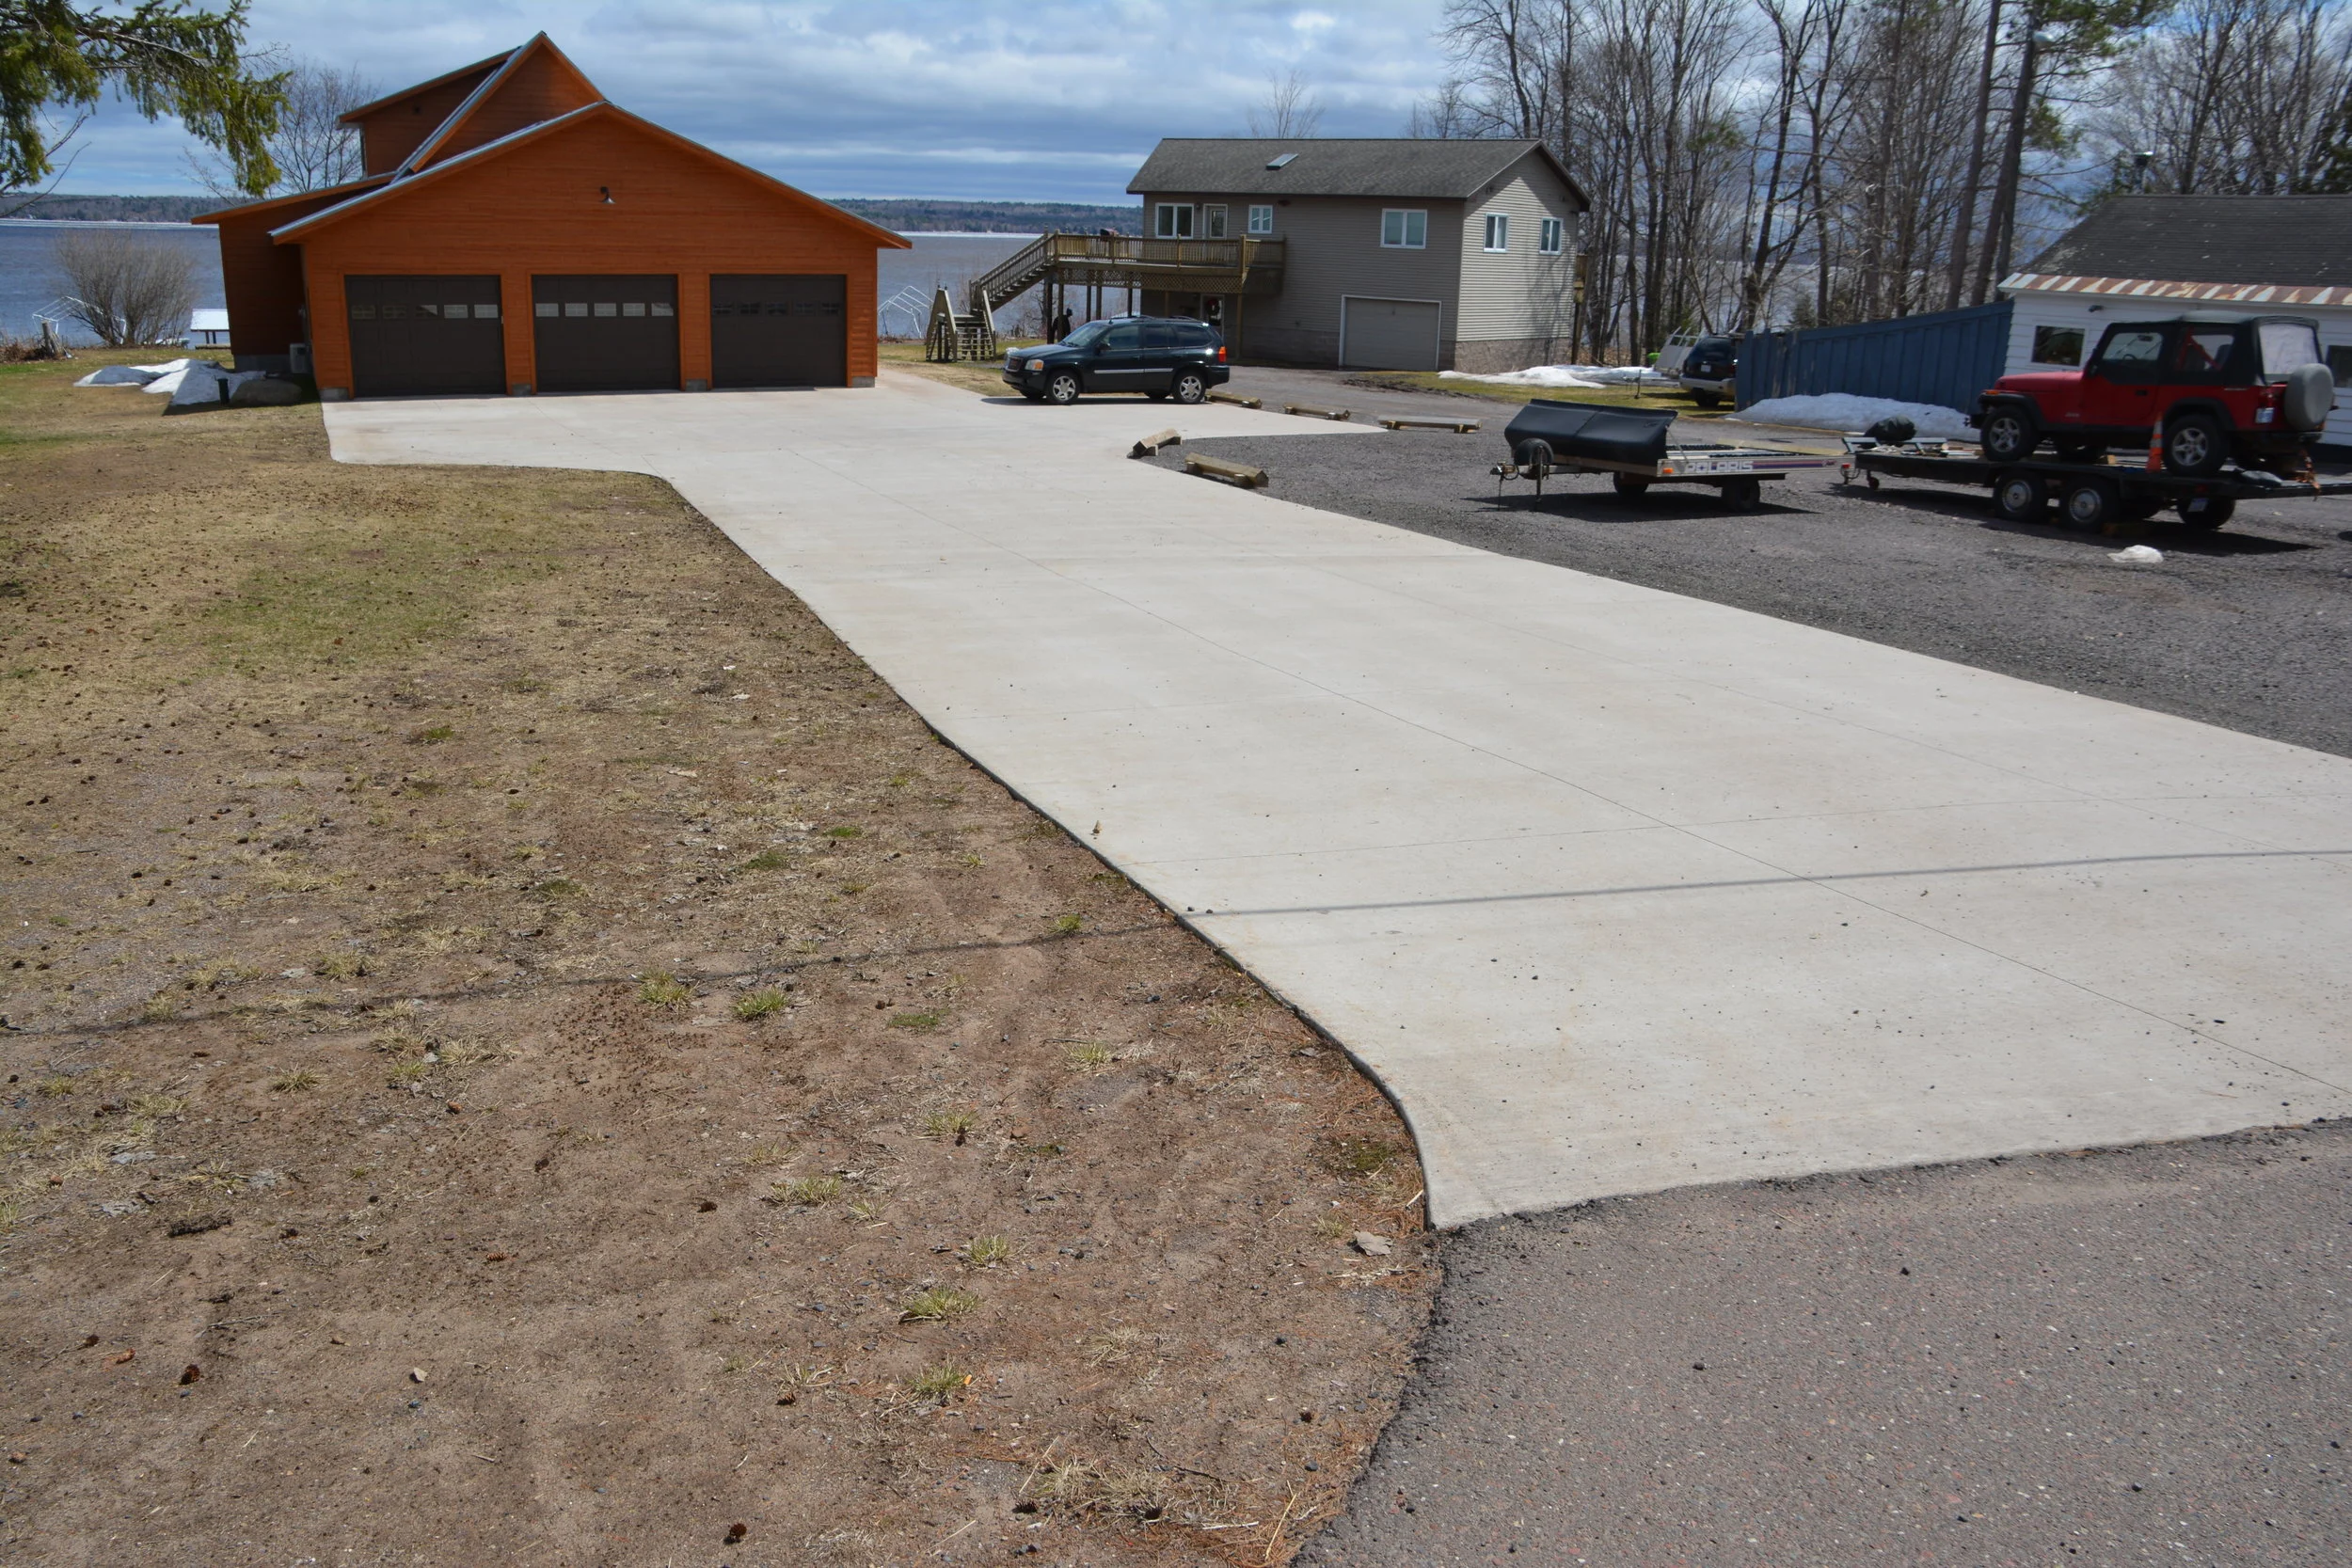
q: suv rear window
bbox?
[2259,320,2323,381]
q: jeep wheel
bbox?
[2061,477,2120,531]
[1045,371,1082,405]
[1980,406,2036,463]
[1171,372,1209,405]
[2162,411,2228,476]
[1992,469,2047,523]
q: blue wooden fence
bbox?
[1735,301,2013,413]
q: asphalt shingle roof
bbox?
[1128,138,1571,202]
[2024,195,2352,287]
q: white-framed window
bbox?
[1248,204,1274,235]
[1203,203,1228,239]
[1154,202,1195,239]
[1539,216,1564,255]
[1381,208,1427,248]
[1482,214,1510,252]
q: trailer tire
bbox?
[2061,476,2121,531]
[1722,477,1764,510]
[1612,471,1650,499]
[1516,438,1555,480]
[1981,404,2037,463]
[2177,495,2235,531]
[1992,469,2047,523]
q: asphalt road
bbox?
[1301,1122,2351,1567]
[1148,427,2352,758]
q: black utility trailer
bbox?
[1495,400,1837,509]
[1838,436,2352,531]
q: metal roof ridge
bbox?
[394,34,548,179]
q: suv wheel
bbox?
[1045,371,1082,405]
[1980,405,2036,463]
[1171,372,1208,405]
[2162,411,2227,476]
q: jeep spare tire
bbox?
[2282,362,2333,432]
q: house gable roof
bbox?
[2023,195,2352,289]
[397,33,601,176]
[338,50,511,124]
[1128,138,1587,207]
[266,101,911,249]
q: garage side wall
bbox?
[211,192,358,366]
[294,116,882,397]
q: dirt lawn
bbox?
[0,354,1436,1566]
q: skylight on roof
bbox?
[1266,152,1297,169]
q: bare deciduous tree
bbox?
[50,228,199,345]
[1248,69,1326,138]
[189,59,374,198]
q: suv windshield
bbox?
[2259,320,2323,381]
[1061,320,1108,349]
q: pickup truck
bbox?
[1976,314,2334,475]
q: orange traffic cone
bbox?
[2144,425,2165,473]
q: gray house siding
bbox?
[1137,190,1465,366]
[1455,153,1581,372]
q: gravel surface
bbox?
[1148,429,2352,758]
[1302,1122,2352,1567]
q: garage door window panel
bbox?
[532,275,680,392]
[709,274,847,388]
[345,275,504,398]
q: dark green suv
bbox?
[1004,316,1232,405]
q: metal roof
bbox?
[1128,138,1586,206]
[2001,273,2352,309]
[2021,195,2352,289]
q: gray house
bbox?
[1125,138,1587,372]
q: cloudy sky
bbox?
[56,0,1453,203]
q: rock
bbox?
[724,1523,748,1544]
[409,1367,428,1384]
[230,375,304,407]
[94,1199,140,1216]
[1353,1231,1394,1257]
[2110,544,2164,564]
[107,1150,153,1164]
[179,1364,202,1386]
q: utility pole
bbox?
[1945,0,2002,310]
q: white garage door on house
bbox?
[1342,296,1442,371]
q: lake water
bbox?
[0,219,1031,343]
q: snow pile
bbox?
[1730,393,1974,440]
[2109,544,2165,565]
[73,357,195,388]
[1438,363,1677,389]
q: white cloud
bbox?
[52,0,1450,200]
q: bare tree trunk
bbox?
[1946,0,2001,308]
[1976,20,2038,302]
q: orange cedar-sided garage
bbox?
[195,34,908,400]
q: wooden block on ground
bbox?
[1207,390,1263,409]
[1184,453,1268,488]
[1377,416,1482,433]
[1129,427,1183,458]
[1282,404,1351,421]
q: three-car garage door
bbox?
[1341,296,1443,371]
[345,277,505,397]
[532,275,679,392]
[710,275,847,388]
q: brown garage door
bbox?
[710,275,847,388]
[531,276,678,392]
[345,276,504,397]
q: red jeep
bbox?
[1976,315,2335,475]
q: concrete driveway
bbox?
[325,374,2352,1228]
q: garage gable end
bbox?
[342,54,507,177]
[403,35,603,174]
[273,103,910,253]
